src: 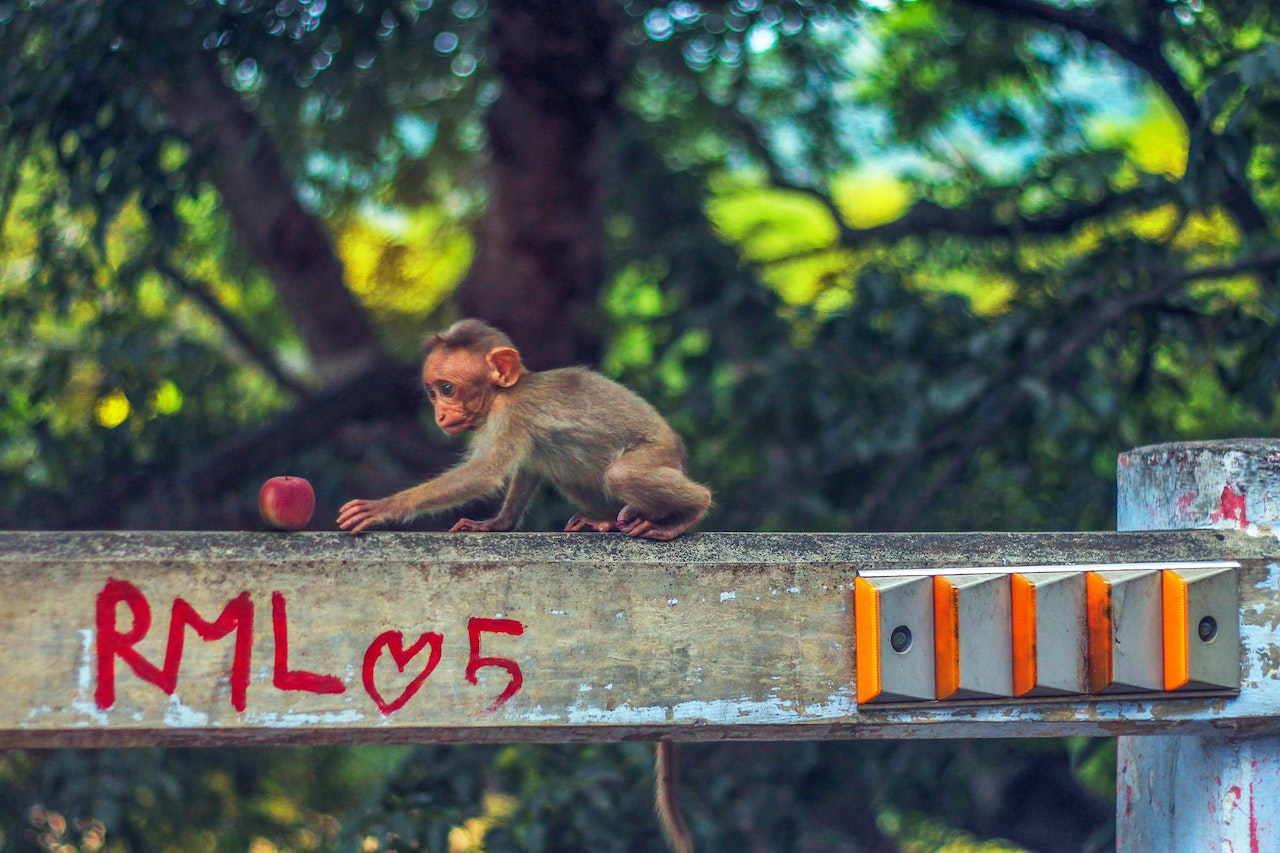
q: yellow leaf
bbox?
[833,169,913,229]
[94,390,131,429]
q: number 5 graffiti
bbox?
[466,617,526,712]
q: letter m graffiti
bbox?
[95,579,254,711]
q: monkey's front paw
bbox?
[337,499,392,535]
[564,513,616,533]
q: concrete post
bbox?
[1116,439,1280,851]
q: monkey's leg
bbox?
[606,456,711,541]
[556,480,622,533]
[452,470,539,532]
[563,513,617,533]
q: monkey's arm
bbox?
[450,468,540,532]
[338,427,527,534]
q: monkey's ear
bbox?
[486,347,522,387]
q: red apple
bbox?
[258,475,315,531]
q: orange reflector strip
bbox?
[933,576,960,700]
[853,577,882,704]
[1163,570,1190,691]
[1010,574,1037,697]
[1086,572,1112,693]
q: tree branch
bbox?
[145,47,385,382]
[949,0,1270,235]
[849,191,1146,243]
[951,0,1199,124]
[170,361,423,500]
[153,261,312,399]
[715,95,1155,247]
[864,248,1280,530]
[1174,247,1280,284]
[26,359,426,530]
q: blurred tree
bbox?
[3,0,1280,851]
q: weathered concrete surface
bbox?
[1119,438,1280,533]
[0,529,1276,746]
[1117,440,1280,853]
[1119,737,1280,853]
[0,532,855,746]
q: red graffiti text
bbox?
[94,579,525,715]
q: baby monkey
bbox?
[338,319,711,540]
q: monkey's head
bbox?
[422,320,522,435]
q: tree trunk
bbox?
[458,0,621,369]
[150,50,384,384]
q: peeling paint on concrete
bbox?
[1117,439,1280,853]
[163,697,210,728]
[246,710,366,727]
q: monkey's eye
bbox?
[425,387,436,401]
[439,382,455,397]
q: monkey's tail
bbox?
[655,740,694,853]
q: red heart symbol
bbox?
[362,630,443,716]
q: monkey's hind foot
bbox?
[616,505,694,542]
[564,513,617,533]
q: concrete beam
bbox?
[0,529,1276,747]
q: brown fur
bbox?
[338,320,711,540]
[423,317,515,359]
[655,741,694,853]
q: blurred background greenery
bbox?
[3,0,1279,850]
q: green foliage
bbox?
[0,0,192,249]
[0,152,291,517]
[598,0,1280,534]
[0,0,490,515]
[481,745,667,852]
[0,746,391,852]
[336,206,474,359]
[4,0,1280,851]
[341,746,496,853]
